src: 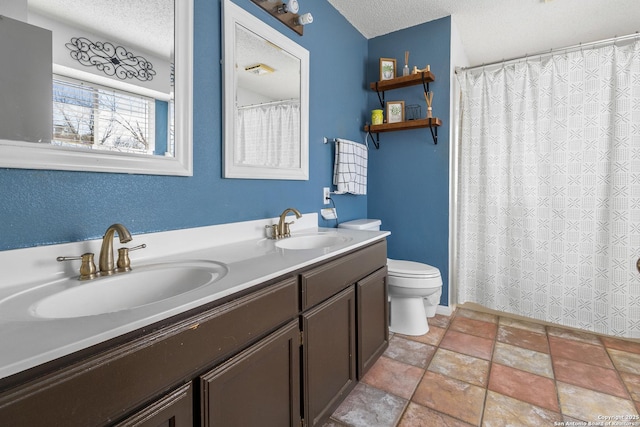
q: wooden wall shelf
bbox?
[366,70,441,146]
[369,71,435,92]
[364,117,441,134]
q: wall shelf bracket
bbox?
[366,130,381,150]
[428,118,438,145]
[374,81,385,109]
[420,72,430,94]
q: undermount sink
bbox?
[275,233,351,250]
[24,261,228,319]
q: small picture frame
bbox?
[379,58,396,81]
[386,101,405,123]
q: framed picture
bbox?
[379,58,396,81]
[386,101,405,123]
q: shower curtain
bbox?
[456,39,640,337]
[235,100,300,168]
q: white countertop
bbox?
[0,213,389,381]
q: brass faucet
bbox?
[99,224,132,275]
[277,208,302,238]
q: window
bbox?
[52,76,155,154]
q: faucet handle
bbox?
[57,253,97,281]
[266,224,281,240]
[116,244,146,272]
[283,221,295,237]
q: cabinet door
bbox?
[114,383,193,427]
[357,266,389,378]
[200,320,301,427]
[301,286,356,427]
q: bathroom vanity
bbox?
[0,215,389,426]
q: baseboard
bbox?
[435,304,453,316]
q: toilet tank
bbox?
[338,219,381,231]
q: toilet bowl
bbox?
[338,219,444,336]
[387,259,442,336]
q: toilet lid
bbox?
[387,259,441,278]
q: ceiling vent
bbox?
[244,63,275,75]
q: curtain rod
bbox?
[237,98,299,110]
[456,31,640,73]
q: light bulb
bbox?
[284,0,299,14]
[298,12,313,25]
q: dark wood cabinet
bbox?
[357,266,389,378]
[0,240,387,427]
[301,286,356,427]
[114,383,193,427]
[0,278,298,427]
[200,320,301,427]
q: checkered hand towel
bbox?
[333,138,367,195]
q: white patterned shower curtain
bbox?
[456,39,640,337]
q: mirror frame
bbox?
[0,0,193,176]
[223,0,309,180]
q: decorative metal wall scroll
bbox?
[66,37,156,82]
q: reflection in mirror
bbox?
[0,0,192,175]
[223,0,309,180]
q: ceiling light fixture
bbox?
[297,12,313,26]
[244,63,275,75]
[279,0,299,14]
[252,0,313,35]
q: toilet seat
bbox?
[387,259,441,279]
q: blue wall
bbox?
[367,18,452,305]
[0,0,368,251]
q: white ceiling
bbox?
[24,1,640,78]
[327,0,640,66]
[28,0,173,59]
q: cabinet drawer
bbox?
[300,240,386,310]
[114,383,193,427]
[0,278,298,427]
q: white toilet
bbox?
[338,219,443,336]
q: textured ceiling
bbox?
[327,0,640,66]
[236,24,301,103]
[28,0,173,59]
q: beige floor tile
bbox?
[493,341,554,378]
[620,372,640,402]
[413,371,486,426]
[457,308,498,324]
[429,314,453,329]
[557,382,638,422]
[608,348,640,375]
[398,325,446,347]
[331,382,407,427]
[428,348,490,387]
[482,391,563,427]
[383,335,437,369]
[440,329,494,360]
[547,326,602,346]
[398,402,474,427]
[498,316,546,334]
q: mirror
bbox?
[0,0,192,176]
[223,0,309,180]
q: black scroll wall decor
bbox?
[65,37,156,82]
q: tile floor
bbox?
[325,307,640,427]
